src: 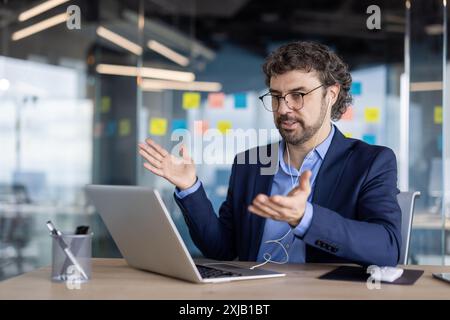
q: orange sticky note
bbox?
[208,92,225,108]
[194,120,209,135]
[341,106,353,121]
[94,122,103,138]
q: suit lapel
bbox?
[313,128,355,209]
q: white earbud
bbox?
[327,96,332,111]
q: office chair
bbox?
[397,191,420,265]
[0,184,33,279]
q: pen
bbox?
[46,221,89,280]
[59,225,90,276]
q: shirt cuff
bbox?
[293,202,314,238]
[174,178,201,199]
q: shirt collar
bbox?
[314,124,335,160]
[278,124,335,170]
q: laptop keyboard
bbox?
[196,265,243,279]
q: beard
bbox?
[275,99,328,146]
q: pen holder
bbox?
[51,232,93,283]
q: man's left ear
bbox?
[327,83,340,105]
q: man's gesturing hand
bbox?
[248,170,312,227]
[138,138,197,190]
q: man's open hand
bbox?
[248,170,312,227]
[138,138,197,190]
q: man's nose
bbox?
[277,98,291,114]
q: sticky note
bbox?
[364,107,380,123]
[234,93,247,109]
[351,82,362,95]
[341,106,353,121]
[101,96,111,113]
[182,92,201,109]
[217,120,232,134]
[194,120,209,135]
[119,118,131,137]
[362,134,376,145]
[94,122,103,138]
[106,121,116,136]
[172,119,187,131]
[434,105,443,124]
[344,132,352,138]
[149,117,167,136]
[208,92,225,108]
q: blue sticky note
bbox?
[362,134,376,145]
[234,93,247,109]
[351,82,362,96]
[107,121,116,136]
[437,135,443,151]
[172,119,187,131]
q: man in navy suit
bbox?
[138,41,401,267]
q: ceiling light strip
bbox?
[12,12,68,41]
[96,26,143,56]
[18,0,70,22]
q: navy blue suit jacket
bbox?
[174,128,402,267]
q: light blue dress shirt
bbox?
[175,125,336,264]
[256,125,335,263]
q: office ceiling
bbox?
[0,0,410,68]
[142,0,407,66]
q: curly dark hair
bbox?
[262,41,352,121]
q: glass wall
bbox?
[0,0,449,281]
[407,0,450,265]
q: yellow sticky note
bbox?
[101,96,111,113]
[364,107,380,123]
[182,92,201,109]
[119,119,131,137]
[344,132,352,138]
[149,117,167,136]
[434,105,443,124]
[217,120,232,134]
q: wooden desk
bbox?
[0,258,449,300]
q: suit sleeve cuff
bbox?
[174,178,201,199]
[293,202,314,238]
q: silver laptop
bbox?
[85,185,285,283]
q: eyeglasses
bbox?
[259,84,324,112]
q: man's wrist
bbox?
[288,206,306,227]
[292,202,314,238]
[177,176,197,191]
[289,217,301,228]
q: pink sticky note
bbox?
[341,106,353,121]
[194,120,209,135]
[94,122,103,137]
[208,92,225,108]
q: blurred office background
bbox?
[0,0,449,281]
